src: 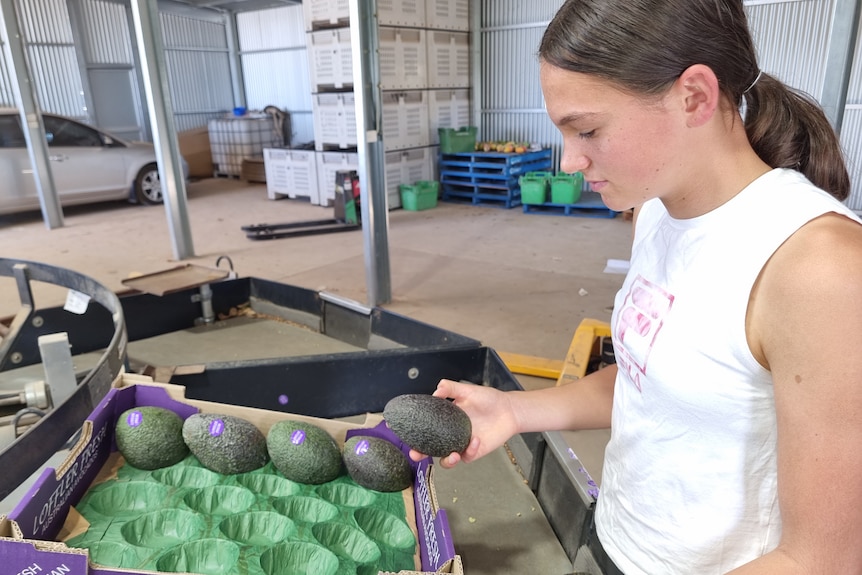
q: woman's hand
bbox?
[408,379,520,468]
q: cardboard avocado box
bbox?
[0,373,463,575]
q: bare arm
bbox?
[730,213,862,573]
[421,364,616,467]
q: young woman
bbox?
[412,1,862,572]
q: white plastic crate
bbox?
[316,151,359,207]
[378,0,426,27]
[382,90,430,151]
[379,27,428,90]
[426,0,469,31]
[208,117,280,177]
[428,89,471,145]
[303,0,431,31]
[312,92,357,151]
[307,28,354,91]
[263,148,320,203]
[385,147,434,209]
[427,31,470,88]
[302,0,349,31]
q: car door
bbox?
[0,114,40,214]
[42,115,127,200]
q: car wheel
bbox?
[135,163,162,205]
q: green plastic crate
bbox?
[439,126,478,154]
[400,181,439,211]
[519,171,552,205]
[551,172,584,204]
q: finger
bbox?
[408,449,427,462]
[438,451,462,469]
[433,379,458,400]
[459,436,481,463]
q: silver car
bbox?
[0,108,187,215]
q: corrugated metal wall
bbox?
[1,0,233,133]
[0,0,85,117]
[840,13,862,210]
[479,0,860,202]
[159,8,234,132]
[236,5,313,146]
[480,1,558,166]
[746,1,834,99]
[79,0,133,65]
[0,57,12,104]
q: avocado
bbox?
[182,413,269,475]
[115,406,189,470]
[383,394,472,457]
[267,420,343,484]
[342,436,412,493]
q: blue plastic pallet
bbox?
[439,149,553,179]
[441,182,522,209]
[440,159,553,186]
[522,191,618,218]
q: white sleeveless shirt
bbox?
[596,169,861,574]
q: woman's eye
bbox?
[578,130,596,140]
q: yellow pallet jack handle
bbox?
[498,318,612,386]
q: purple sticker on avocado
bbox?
[127,410,143,427]
[291,430,306,445]
[354,439,370,456]
[278,394,289,405]
[209,419,225,437]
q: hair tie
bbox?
[743,69,763,94]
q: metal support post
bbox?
[349,0,392,306]
[0,0,63,229]
[821,0,861,133]
[129,0,195,260]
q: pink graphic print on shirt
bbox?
[614,275,674,392]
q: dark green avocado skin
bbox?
[342,435,412,492]
[115,406,189,470]
[182,413,269,474]
[267,419,343,484]
[383,394,472,456]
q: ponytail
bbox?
[743,73,850,201]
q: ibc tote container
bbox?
[208,116,280,177]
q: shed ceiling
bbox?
[174,0,300,14]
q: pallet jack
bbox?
[243,170,361,240]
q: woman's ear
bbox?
[674,64,721,128]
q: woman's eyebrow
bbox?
[555,111,599,126]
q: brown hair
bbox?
[539,0,850,200]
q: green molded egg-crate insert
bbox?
[67,460,415,574]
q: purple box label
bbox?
[8,539,88,574]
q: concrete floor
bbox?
[0,177,633,573]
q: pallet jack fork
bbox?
[242,218,360,240]
[244,169,361,240]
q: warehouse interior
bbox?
[1,0,861,574]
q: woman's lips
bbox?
[588,180,607,192]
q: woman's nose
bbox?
[560,146,589,174]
